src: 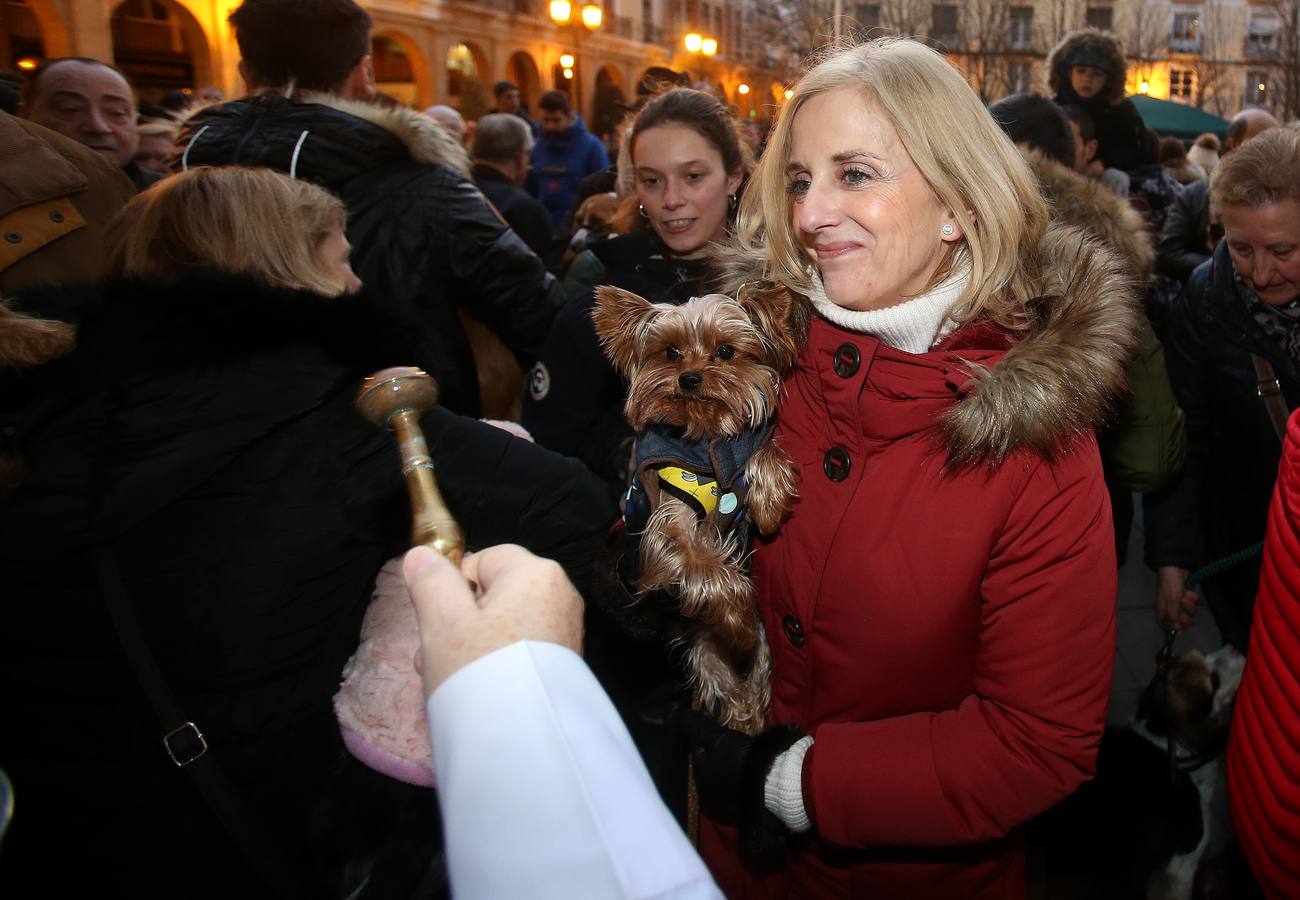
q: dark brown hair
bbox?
[629,88,747,177]
[538,90,570,114]
[229,0,373,92]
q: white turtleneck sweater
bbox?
[804,265,970,352]
[761,263,972,836]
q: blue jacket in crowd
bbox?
[526,117,609,228]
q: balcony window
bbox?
[1085,6,1113,31]
[1171,11,1201,52]
[1169,66,1196,101]
[854,3,881,30]
[1008,62,1031,94]
[1245,17,1278,57]
[1009,6,1033,50]
[930,3,958,47]
[1245,69,1269,107]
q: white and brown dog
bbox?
[1134,645,1247,900]
[1035,645,1247,900]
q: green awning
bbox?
[1128,94,1229,141]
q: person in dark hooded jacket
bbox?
[175,0,565,418]
[1145,126,1300,650]
[1046,29,1147,175]
[0,166,613,898]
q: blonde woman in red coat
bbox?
[681,39,1140,898]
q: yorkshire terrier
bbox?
[593,284,802,734]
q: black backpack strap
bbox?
[94,547,306,898]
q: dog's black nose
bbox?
[678,372,702,391]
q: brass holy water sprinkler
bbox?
[357,366,465,564]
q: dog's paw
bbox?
[745,442,800,534]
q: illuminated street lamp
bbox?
[1138,80,1151,94]
[684,32,703,53]
[701,37,718,56]
[737,83,750,95]
[549,3,602,116]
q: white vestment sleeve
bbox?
[427,640,722,900]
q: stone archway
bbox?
[446,40,490,118]
[2,0,67,66]
[591,64,626,144]
[110,0,211,101]
[504,49,541,115]
[372,31,432,108]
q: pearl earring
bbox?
[941,223,955,237]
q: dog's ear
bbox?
[592,286,660,377]
[738,284,803,373]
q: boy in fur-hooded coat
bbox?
[1047,29,1148,174]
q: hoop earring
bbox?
[638,203,648,219]
[728,193,738,211]
[941,223,955,237]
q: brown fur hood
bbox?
[1022,148,1155,283]
[939,222,1140,466]
[717,221,1141,466]
[1046,29,1129,105]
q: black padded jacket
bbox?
[176,93,565,416]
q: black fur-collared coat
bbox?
[178,93,566,416]
[0,272,614,897]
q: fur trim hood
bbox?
[1046,29,1129,106]
[1021,148,1155,283]
[0,301,74,369]
[178,91,470,178]
[940,222,1140,466]
[303,93,470,176]
[716,220,1140,466]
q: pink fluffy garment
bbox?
[335,558,435,786]
[334,418,534,786]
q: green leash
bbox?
[1185,542,1265,590]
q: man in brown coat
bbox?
[1,111,133,296]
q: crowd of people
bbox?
[2,2,1299,898]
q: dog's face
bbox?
[1139,646,1246,754]
[593,287,800,439]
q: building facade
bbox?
[839,0,1299,119]
[0,0,788,127]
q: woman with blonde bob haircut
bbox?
[107,166,359,297]
[676,38,1141,899]
[738,38,1050,330]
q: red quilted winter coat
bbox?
[701,227,1132,899]
[1228,409,1300,898]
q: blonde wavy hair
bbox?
[734,38,1049,327]
[106,166,352,296]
